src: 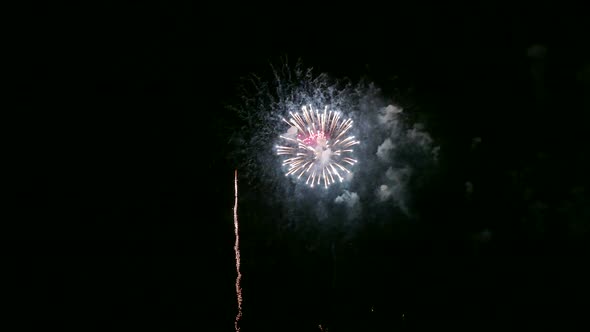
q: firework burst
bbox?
[276,105,360,188]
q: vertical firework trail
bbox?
[233,170,243,332]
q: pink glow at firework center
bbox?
[299,130,332,165]
[299,129,326,146]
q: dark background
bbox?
[13,1,590,330]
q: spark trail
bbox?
[233,170,243,332]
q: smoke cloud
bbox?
[376,138,395,161]
[335,190,361,222]
[229,60,438,235]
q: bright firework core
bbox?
[277,105,360,188]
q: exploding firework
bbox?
[276,105,360,188]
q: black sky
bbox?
[12,1,590,331]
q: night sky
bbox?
[14,2,590,331]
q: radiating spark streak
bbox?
[277,105,359,188]
[340,136,354,143]
[326,166,335,184]
[306,171,313,185]
[233,170,243,332]
[343,158,357,165]
[343,141,360,148]
[329,163,344,181]
[279,135,298,143]
[334,162,351,173]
